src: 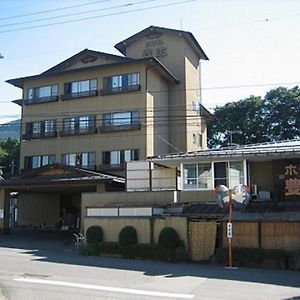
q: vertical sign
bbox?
[284,163,300,197]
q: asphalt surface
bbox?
[0,230,299,299]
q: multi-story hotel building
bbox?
[7,26,211,175]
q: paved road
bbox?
[0,231,299,299]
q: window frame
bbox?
[25,119,56,139]
[102,149,139,166]
[61,115,96,136]
[25,84,58,104]
[62,78,98,100]
[25,154,56,170]
[181,160,247,191]
[62,152,96,169]
[101,72,140,95]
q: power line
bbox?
[1,81,299,104]
[0,0,196,34]
[0,0,157,29]
[0,0,111,21]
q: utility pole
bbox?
[0,166,4,179]
[10,159,16,175]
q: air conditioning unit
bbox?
[251,184,258,196]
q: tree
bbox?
[0,138,20,178]
[207,86,300,148]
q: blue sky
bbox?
[0,0,300,123]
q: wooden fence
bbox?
[222,221,300,250]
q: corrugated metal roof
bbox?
[149,139,300,162]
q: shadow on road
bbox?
[1,230,300,290]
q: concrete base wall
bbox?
[18,193,60,227]
[84,216,188,245]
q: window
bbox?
[101,73,140,94]
[102,149,139,166]
[63,152,96,169]
[63,79,97,99]
[192,133,202,147]
[25,120,56,139]
[26,85,58,104]
[182,161,245,190]
[102,111,139,128]
[25,155,55,169]
[183,163,212,190]
[62,115,96,135]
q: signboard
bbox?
[284,163,300,197]
[142,34,168,58]
[227,222,232,239]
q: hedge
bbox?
[214,248,289,270]
[86,226,103,244]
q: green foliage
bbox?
[0,138,20,178]
[208,86,300,148]
[84,243,100,256]
[214,248,288,269]
[98,242,122,254]
[86,226,103,244]
[287,250,300,271]
[122,244,176,261]
[158,227,180,249]
[83,242,178,262]
[119,226,138,246]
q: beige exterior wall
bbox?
[250,161,274,194]
[84,217,151,243]
[125,32,205,153]
[147,68,169,156]
[153,217,188,246]
[18,192,60,227]
[20,62,150,169]
[16,27,208,173]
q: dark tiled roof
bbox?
[182,203,225,216]
[245,200,300,213]
[0,163,124,187]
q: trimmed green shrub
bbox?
[214,247,288,269]
[119,226,138,247]
[287,250,300,271]
[158,227,180,249]
[122,243,175,261]
[86,226,103,244]
[98,242,122,255]
[84,243,100,256]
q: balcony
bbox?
[61,90,98,100]
[22,131,57,140]
[99,123,141,133]
[59,127,97,137]
[98,163,126,172]
[100,84,141,96]
[24,96,59,105]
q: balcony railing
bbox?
[24,96,59,105]
[99,123,141,133]
[59,127,97,137]
[98,163,126,171]
[100,84,141,96]
[61,90,98,100]
[22,131,57,140]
